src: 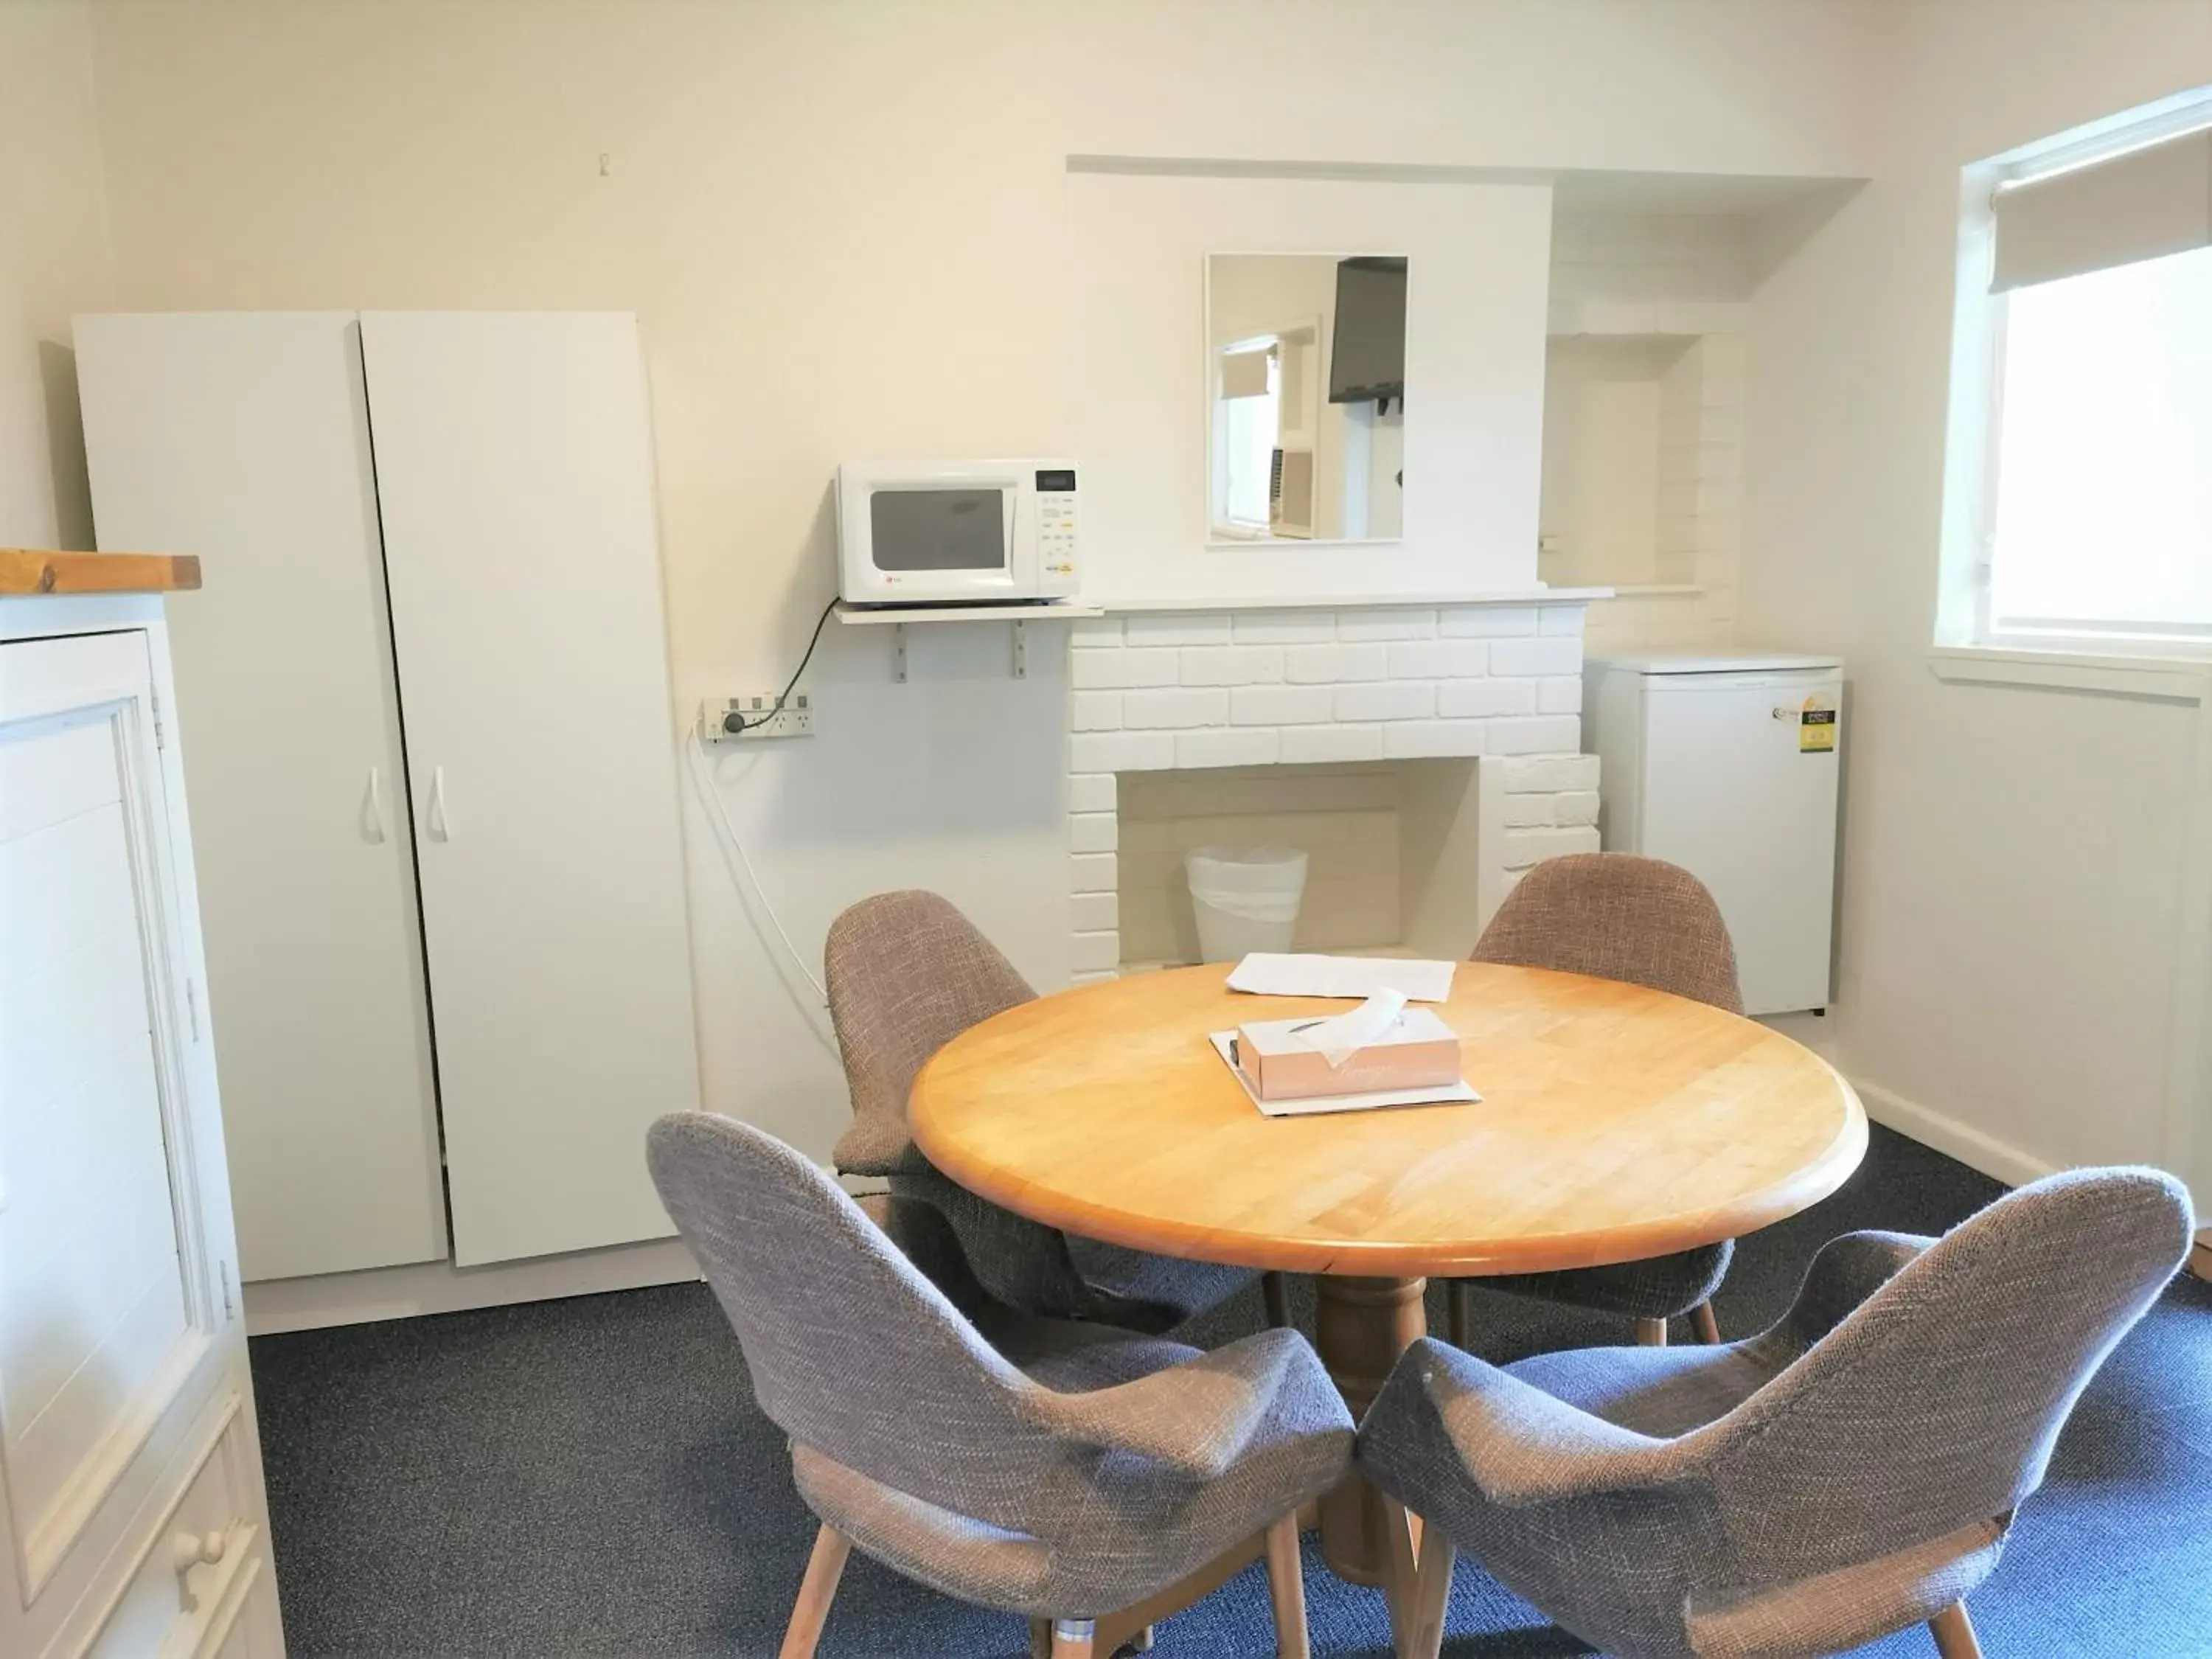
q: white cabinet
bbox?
[76,312,702,1276]
[0,605,283,1658]
[1585,652,1844,1017]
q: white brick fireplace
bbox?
[1064,599,1602,979]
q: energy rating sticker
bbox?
[1800,700,1837,754]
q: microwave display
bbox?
[1036,468,1077,493]
[868,488,1006,571]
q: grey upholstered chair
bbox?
[647,1113,1354,1659]
[826,889,1284,1333]
[1359,1166,2194,1659]
[1450,853,1743,1350]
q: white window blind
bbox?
[1219,349,1280,529]
[1992,127,2212,292]
[1220,347,1274,400]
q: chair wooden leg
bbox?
[1635,1316,1669,1346]
[1264,1270,1292,1329]
[1051,1617,1097,1658]
[1447,1279,1472,1349]
[1691,1301,1722,1344]
[1402,1519,1455,1659]
[1376,1495,1421,1647]
[1262,1512,1310,1659]
[1929,1602,1983,1659]
[777,1525,850,1659]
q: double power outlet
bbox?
[699,693,815,742]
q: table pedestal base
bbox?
[1313,1273,1427,1585]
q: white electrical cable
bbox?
[686,730,830,1005]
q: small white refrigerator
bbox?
[1583,652,1843,1017]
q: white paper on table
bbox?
[1227,952,1457,1004]
[1208,1032,1480,1118]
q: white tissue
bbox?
[1296,989,1408,1068]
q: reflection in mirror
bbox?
[1206,254,1407,543]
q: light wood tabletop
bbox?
[912,959,1868,1589]
[911,960,1868,1279]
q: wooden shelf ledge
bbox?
[0,550,203,596]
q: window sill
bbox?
[1926,644,2212,703]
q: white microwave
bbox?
[836,459,1079,607]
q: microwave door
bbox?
[869,484,1017,595]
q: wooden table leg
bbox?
[1312,1274,1426,1585]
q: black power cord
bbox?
[726,596,839,734]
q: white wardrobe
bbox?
[74,312,702,1278]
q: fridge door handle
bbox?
[428,766,452,842]
[362,766,388,843]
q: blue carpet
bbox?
[249,1125,2212,1656]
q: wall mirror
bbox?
[1206,253,1407,544]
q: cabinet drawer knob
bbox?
[173,1526,229,1610]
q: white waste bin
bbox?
[1185,844,1309,962]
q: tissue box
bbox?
[1234,1007,1462,1102]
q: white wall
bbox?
[69,0,1871,1166]
[1540,336,1674,586]
[1076,173,1552,602]
[0,0,112,551]
[46,0,2205,1218]
[1740,0,2212,1198]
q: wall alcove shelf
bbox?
[0,549,202,595]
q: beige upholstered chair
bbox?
[1450,853,1742,1349]
[1360,1167,2194,1659]
[827,889,1279,1333]
[648,1113,1354,1658]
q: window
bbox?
[1989,249,2212,636]
[1955,96,2212,652]
[1214,336,1280,534]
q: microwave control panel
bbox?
[1036,467,1079,583]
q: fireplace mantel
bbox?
[1093,586,1610,614]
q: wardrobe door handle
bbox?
[428,766,453,842]
[363,766,388,844]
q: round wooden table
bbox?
[911,961,1867,1585]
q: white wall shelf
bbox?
[835,601,1104,681]
[834,602,1105,625]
